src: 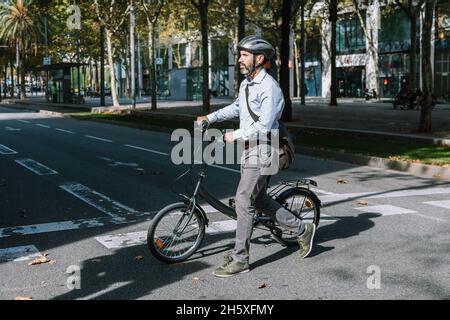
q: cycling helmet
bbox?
[237,35,275,61]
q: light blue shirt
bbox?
[207,69,284,141]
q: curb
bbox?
[298,147,450,180]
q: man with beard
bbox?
[197,36,316,278]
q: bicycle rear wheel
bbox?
[275,187,321,246]
[147,202,205,264]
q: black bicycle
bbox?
[147,122,321,264]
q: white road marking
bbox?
[411,213,448,222]
[15,159,58,176]
[56,128,75,134]
[0,245,42,263]
[424,200,450,210]
[59,182,139,220]
[98,156,139,168]
[85,135,113,143]
[0,218,108,239]
[95,219,238,249]
[354,205,416,216]
[5,127,21,131]
[0,144,18,155]
[36,124,51,129]
[321,188,450,204]
[311,188,336,195]
[95,231,147,249]
[125,144,169,156]
[206,220,237,234]
[17,120,31,124]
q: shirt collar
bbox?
[247,68,267,85]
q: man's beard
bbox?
[240,65,252,75]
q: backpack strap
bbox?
[245,84,260,123]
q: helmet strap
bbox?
[246,55,265,82]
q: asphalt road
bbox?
[0,105,449,300]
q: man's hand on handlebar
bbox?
[196,116,209,126]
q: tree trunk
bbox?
[294,39,301,98]
[280,0,293,121]
[148,24,157,111]
[418,0,435,133]
[410,14,417,90]
[106,29,120,108]
[330,0,338,106]
[10,63,14,98]
[199,3,210,113]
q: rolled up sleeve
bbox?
[207,98,240,124]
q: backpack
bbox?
[245,85,295,171]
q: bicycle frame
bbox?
[182,160,319,228]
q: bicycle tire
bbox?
[275,187,321,247]
[147,202,205,264]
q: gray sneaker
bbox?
[298,223,316,258]
[213,255,250,278]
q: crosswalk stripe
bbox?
[0,245,42,263]
[60,182,140,220]
[0,144,18,155]
[95,219,239,250]
[15,159,58,176]
[321,188,450,204]
[354,205,416,216]
[0,217,119,239]
[424,200,450,210]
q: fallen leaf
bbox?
[193,277,200,282]
[357,200,369,206]
[134,255,144,261]
[15,296,33,300]
[258,283,270,289]
[337,179,348,184]
[28,256,50,266]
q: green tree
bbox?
[94,0,130,108]
[0,0,44,99]
[190,0,211,113]
[390,0,426,92]
[139,0,164,111]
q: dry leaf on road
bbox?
[357,200,369,205]
[15,296,33,300]
[258,283,270,289]
[337,179,348,184]
[134,255,144,261]
[28,256,50,266]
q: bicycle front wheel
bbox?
[276,187,321,246]
[147,202,205,264]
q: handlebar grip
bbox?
[201,120,209,131]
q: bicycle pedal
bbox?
[271,234,287,247]
[270,230,287,247]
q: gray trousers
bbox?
[233,145,305,263]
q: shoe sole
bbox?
[213,269,250,278]
[299,224,316,259]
